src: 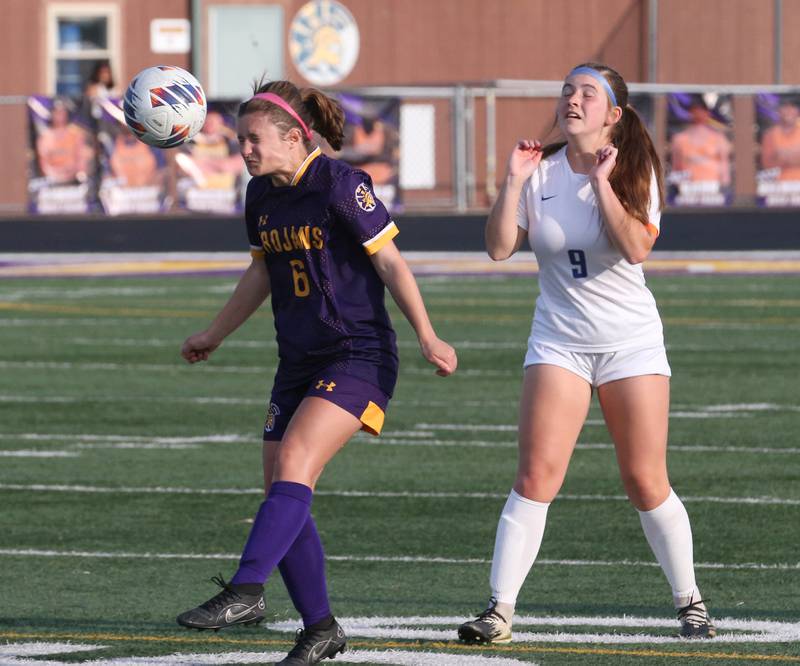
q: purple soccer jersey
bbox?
[245,148,399,395]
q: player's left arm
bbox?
[370,241,457,377]
[591,144,656,265]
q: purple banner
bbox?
[175,102,244,214]
[27,96,96,213]
[666,93,734,206]
[755,93,800,207]
[336,94,401,212]
[94,97,169,215]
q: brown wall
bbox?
[0,0,797,211]
[656,0,776,84]
[294,0,648,85]
[121,0,192,81]
[1,0,46,94]
[782,0,800,84]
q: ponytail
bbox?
[301,87,345,150]
[239,78,345,150]
[609,105,665,224]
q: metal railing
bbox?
[4,81,800,214]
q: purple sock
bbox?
[279,514,332,627]
[231,481,312,585]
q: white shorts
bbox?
[524,341,671,387]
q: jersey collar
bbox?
[290,146,322,186]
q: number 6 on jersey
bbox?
[289,259,310,297]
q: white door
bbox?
[208,4,284,99]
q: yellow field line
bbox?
[2,257,800,279]
[1,630,798,662]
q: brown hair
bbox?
[542,62,665,224]
[238,79,345,150]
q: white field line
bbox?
[0,433,251,444]
[378,439,800,454]
[0,318,189,327]
[0,645,531,666]
[0,361,269,375]
[0,395,516,409]
[57,337,526,351]
[0,643,105,656]
[0,360,514,378]
[0,450,79,458]
[271,615,800,645]
[6,610,800,656]
[0,286,171,300]
[0,393,790,420]
[0,395,267,406]
[5,392,800,416]
[1,548,798,573]
[2,431,800,455]
[9,335,797,354]
[5,317,800,332]
[1,483,799,507]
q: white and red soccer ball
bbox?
[123,65,207,148]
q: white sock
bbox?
[489,489,550,607]
[638,488,704,608]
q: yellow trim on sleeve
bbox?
[359,400,385,436]
[363,222,399,256]
[250,247,265,258]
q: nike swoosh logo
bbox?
[541,195,557,201]
[308,640,332,661]
[223,602,261,624]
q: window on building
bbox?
[48,4,118,97]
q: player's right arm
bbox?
[486,140,542,260]
[181,257,271,363]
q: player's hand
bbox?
[507,139,544,182]
[181,331,220,363]
[590,143,618,182]
[420,337,457,377]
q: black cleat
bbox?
[276,618,346,665]
[458,598,512,644]
[176,575,265,631]
[677,598,716,638]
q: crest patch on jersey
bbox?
[355,182,376,212]
[264,402,281,432]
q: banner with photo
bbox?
[755,93,800,206]
[336,94,401,212]
[94,97,169,215]
[27,96,96,214]
[666,93,734,206]
[175,102,244,214]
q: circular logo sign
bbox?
[354,182,376,212]
[289,0,360,86]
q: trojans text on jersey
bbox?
[258,215,324,255]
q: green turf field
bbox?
[1,273,799,665]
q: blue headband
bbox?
[568,66,618,107]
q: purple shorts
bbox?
[262,371,391,441]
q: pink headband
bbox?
[251,92,313,140]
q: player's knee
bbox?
[514,469,561,503]
[274,439,312,481]
[621,471,669,510]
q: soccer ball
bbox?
[123,65,207,148]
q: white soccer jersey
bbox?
[516,146,664,352]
